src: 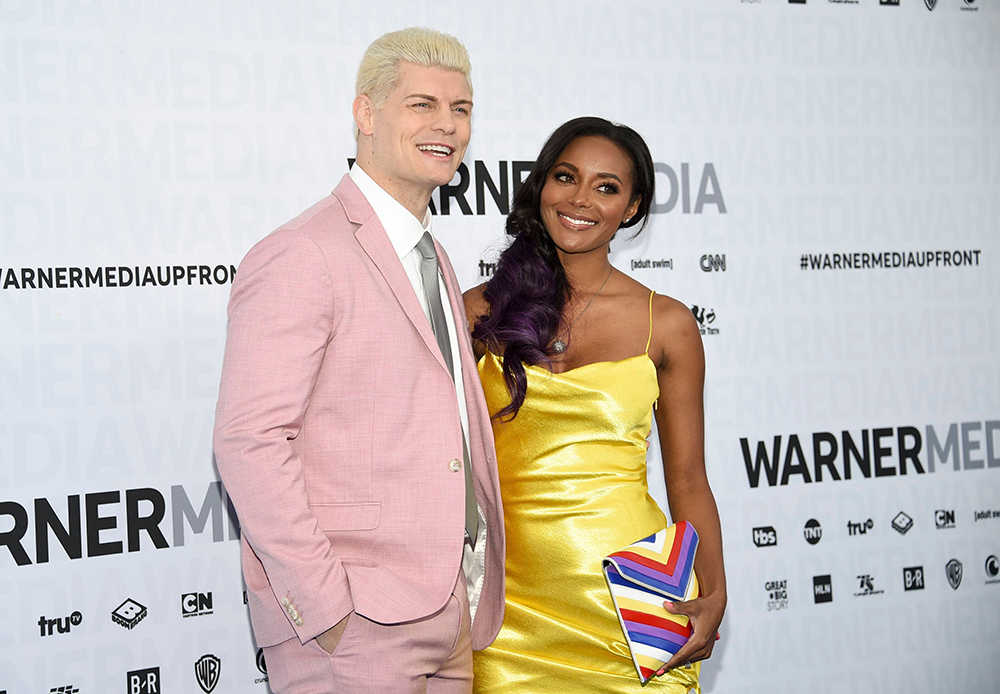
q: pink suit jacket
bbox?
[213,174,505,650]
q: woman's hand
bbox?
[655,591,726,676]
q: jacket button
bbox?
[281,597,290,607]
[295,617,303,626]
[449,459,461,472]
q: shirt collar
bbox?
[350,163,433,260]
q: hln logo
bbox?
[753,526,777,547]
[182,592,213,618]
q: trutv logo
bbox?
[0,482,239,567]
[347,159,726,216]
[742,421,999,488]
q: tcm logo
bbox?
[182,592,213,618]
[903,566,925,591]
[752,526,777,547]
[127,668,160,694]
[813,575,833,603]
[847,519,873,536]
[0,482,241,568]
[38,610,82,637]
[112,598,147,630]
[935,509,956,529]
[699,254,726,272]
[803,519,822,545]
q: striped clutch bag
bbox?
[602,521,700,684]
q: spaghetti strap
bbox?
[645,291,655,354]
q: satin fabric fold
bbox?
[473,351,700,693]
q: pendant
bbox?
[551,339,567,354]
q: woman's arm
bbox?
[650,295,727,673]
[462,283,490,361]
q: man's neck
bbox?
[354,158,431,221]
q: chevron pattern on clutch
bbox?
[603,521,700,684]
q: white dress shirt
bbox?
[349,164,487,617]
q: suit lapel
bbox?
[334,176,451,376]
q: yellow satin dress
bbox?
[473,294,700,693]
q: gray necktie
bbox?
[415,232,479,549]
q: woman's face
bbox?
[539,135,640,258]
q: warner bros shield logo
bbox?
[195,654,221,693]
[946,559,963,590]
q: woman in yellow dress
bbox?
[464,117,726,693]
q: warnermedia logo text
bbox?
[0,482,239,567]
[742,421,998,488]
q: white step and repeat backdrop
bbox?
[2,1,998,692]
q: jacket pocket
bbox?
[310,502,381,531]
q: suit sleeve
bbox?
[213,228,352,643]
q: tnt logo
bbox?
[752,526,777,547]
[182,592,214,618]
[127,667,160,694]
[935,509,955,529]
[803,519,822,545]
[903,566,925,591]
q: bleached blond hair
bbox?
[356,27,473,108]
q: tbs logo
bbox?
[127,667,160,694]
[182,592,214,618]
[753,526,777,547]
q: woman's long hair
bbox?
[472,116,655,420]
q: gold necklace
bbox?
[551,267,613,355]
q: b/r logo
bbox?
[753,526,777,547]
[127,667,160,694]
[903,566,924,591]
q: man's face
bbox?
[360,62,473,205]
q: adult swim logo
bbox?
[38,611,83,637]
[127,668,160,694]
[753,526,777,547]
[804,519,822,544]
[854,574,884,597]
[975,509,1000,522]
[195,654,221,693]
[813,575,832,603]
[765,580,788,611]
[741,420,999,488]
[0,482,241,567]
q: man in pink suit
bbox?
[213,27,504,693]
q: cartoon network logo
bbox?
[741,421,999,488]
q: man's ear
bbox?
[353,95,376,137]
